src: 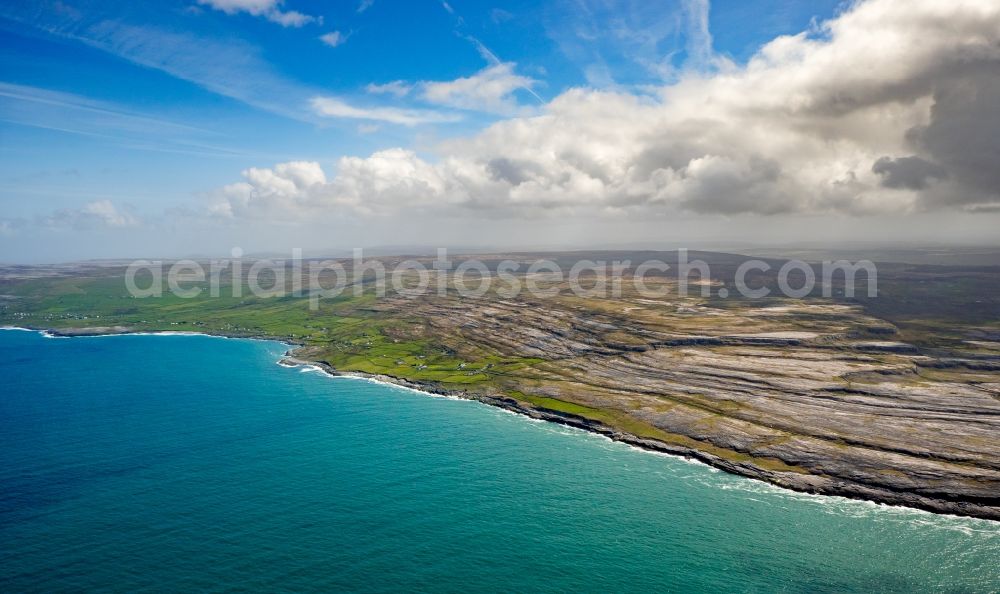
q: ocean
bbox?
[1,329,997,592]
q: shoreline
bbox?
[283,358,1000,530]
[3,326,998,522]
[275,353,1000,523]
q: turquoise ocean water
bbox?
[0,329,997,592]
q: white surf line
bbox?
[277,357,470,401]
[33,329,217,339]
[4,327,284,345]
[272,352,1000,528]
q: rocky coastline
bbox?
[9,325,997,521]
[279,353,1000,522]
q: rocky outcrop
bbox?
[281,352,1000,520]
[298,293,1000,520]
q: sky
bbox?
[0,0,998,261]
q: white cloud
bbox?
[39,201,140,230]
[309,97,461,126]
[463,35,503,66]
[361,62,540,115]
[196,0,319,27]
[212,0,1000,221]
[365,81,414,98]
[419,63,538,114]
[0,219,24,237]
[357,0,375,13]
[491,8,513,24]
[319,31,348,47]
[209,151,459,218]
[84,200,140,227]
[209,161,330,218]
[681,0,714,69]
[197,0,277,13]
[265,10,317,27]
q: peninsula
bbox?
[3,249,998,520]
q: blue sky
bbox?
[2,0,997,260]
[0,0,838,211]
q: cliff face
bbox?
[297,292,1000,520]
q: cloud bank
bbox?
[212,0,1000,221]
